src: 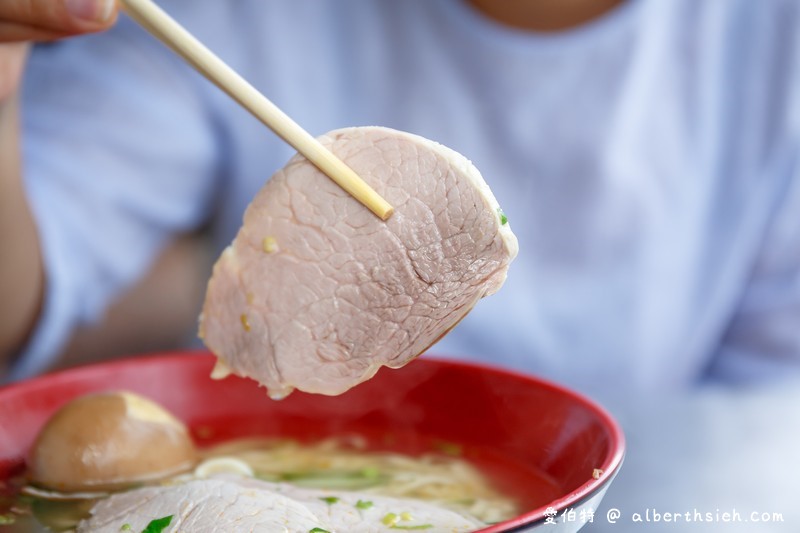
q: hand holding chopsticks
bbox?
[119,0,394,221]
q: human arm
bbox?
[0,0,117,368]
[2,3,226,380]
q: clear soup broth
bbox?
[1,431,561,532]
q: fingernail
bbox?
[65,0,115,23]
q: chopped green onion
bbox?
[360,466,380,479]
[277,469,386,490]
[120,525,132,531]
[382,512,399,526]
[496,207,508,225]
[141,515,174,533]
[319,496,340,505]
[355,499,374,510]
[309,528,331,533]
[400,512,413,521]
[391,525,434,530]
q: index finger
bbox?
[0,0,116,41]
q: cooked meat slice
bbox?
[76,478,324,533]
[77,476,484,532]
[200,127,518,398]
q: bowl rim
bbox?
[0,351,625,532]
[424,356,625,532]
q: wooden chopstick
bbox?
[119,0,394,221]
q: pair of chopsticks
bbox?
[120,0,394,221]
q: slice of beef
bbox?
[200,127,517,398]
[77,476,484,532]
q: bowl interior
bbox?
[0,352,623,531]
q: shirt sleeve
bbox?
[706,149,800,383]
[9,16,222,379]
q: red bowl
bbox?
[0,352,623,532]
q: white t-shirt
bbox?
[17,0,799,389]
[14,1,800,526]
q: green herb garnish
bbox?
[382,512,399,526]
[275,469,386,490]
[355,499,373,510]
[360,466,380,479]
[497,207,508,225]
[309,528,331,533]
[391,525,433,530]
[0,514,16,525]
[319,496,340,505]
[120,524,132,531]
[141,515,173,533]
